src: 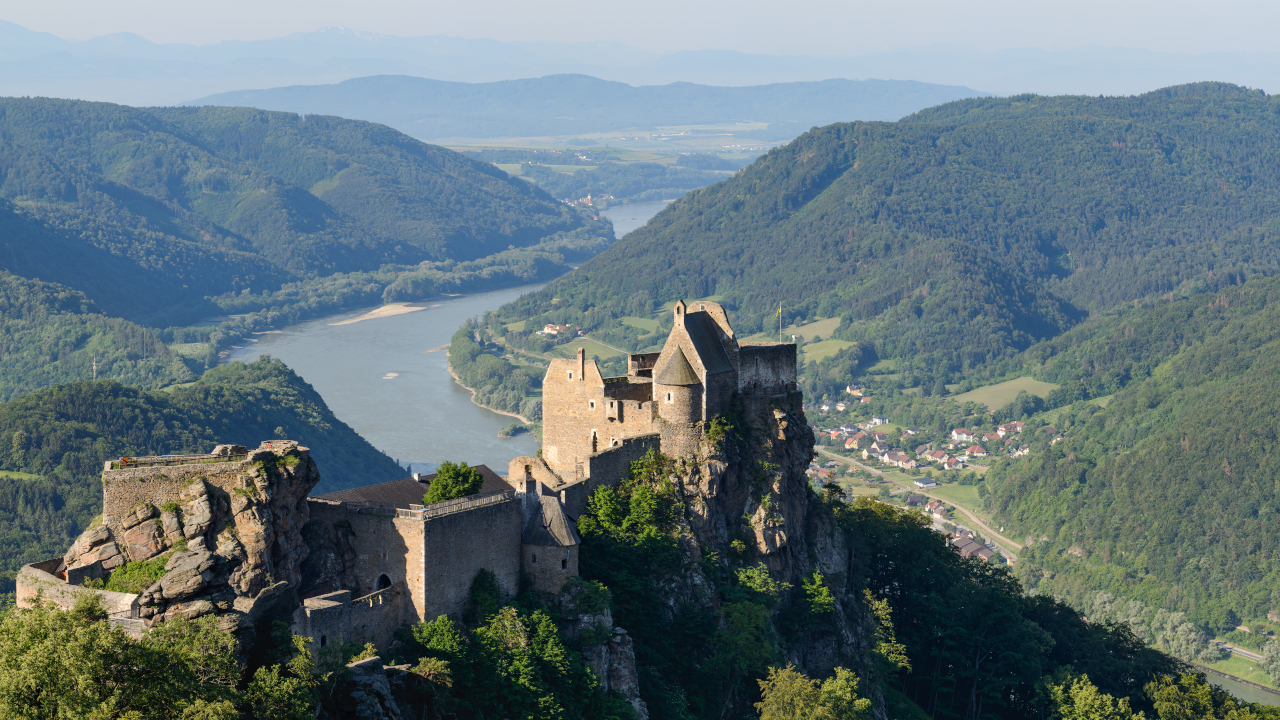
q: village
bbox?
[799,384,1072,567]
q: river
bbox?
[226,199,671,476]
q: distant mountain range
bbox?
[184,75,987,141]
[4,21,1280,106]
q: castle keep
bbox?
[17,301,796,690]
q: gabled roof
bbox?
[312,464,506,507]
[683,312,734,375]
[522,495,581,547]
[655,346,700,386]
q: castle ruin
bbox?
[16,300,797,712]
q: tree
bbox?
[423,461,484,505]
[755,665,871,720]
[1048,675,1143,720]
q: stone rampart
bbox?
[293,584,408,653]
[17,559,139,618]
[553,434,660,518]
[100,452,267,532]
[420,497,522,621]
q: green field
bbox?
[802,339,856,363]
[928,484,984,513]
[746,316,841,343]
[167,342,212,359]
[866,358,897,373]
[619,316,660,333]
[1204,653,1280,690]
[549,338,627,360]
[504,320,527,333]
[0,470,41,481]
[952,377,1060,409]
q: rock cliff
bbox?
[62,441,318,632]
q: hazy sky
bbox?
[7,0,1278,56]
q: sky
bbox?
[7,0,1279,56]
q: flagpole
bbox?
[778,303,782,343]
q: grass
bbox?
[0,470,41,480]
[746,317,842,343]
[167,342,212,359]
[548,338,627,360]
[504,320,527,333]
[620,316,660,333]
[802,339,856,363]
[1204,653,1280,690]
[929,484,984,512]
[952,377,1060,409]
[866,358,897,373]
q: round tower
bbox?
[654,346,704,457]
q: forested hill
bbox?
[490,83,1280,375]
[0,356,403,591]
[982,274,1280,634]
[0,97,601,325]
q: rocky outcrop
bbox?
[661,393,869,689]
[59,441,319,633]
[322,657,404,720]
[581,625,648,720]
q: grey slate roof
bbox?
[683,312,734,375]
[522,495,581,547]
[312,464,507,507]
[655,346,700,386]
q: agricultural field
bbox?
[548,338,627,360]
[952,377,1059,409]
[801,339,856,363]
[619,316,660,333]
[0,470,41,480]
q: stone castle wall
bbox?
[541,350,605,478]
[523,544,578,594]
[17,559,139,618]
[738,343,798,395]
[421,499,522,620]
[293,584,409,654]
[100,457,259,534]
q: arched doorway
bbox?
[376,573,392,591]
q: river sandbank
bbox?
[329,303,438,326]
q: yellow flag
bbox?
[775,306,781,318]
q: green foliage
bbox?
[407,607,636,720]
[104,555,171,594]
[0,597,318,719]
[754,665,871,720]
[985,275,1280,634]
[1048,675,1143,720]
[0,356,402,593]
[422,460,484,505]
[448,321,540,418]
[834,495,1184,719]
[801,570,837,617]
[729,563,792,608]
[1262,640,1280,686]
[466,569,504,625]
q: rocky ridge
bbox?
[62,441,318,633]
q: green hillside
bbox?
[0,97,604,325]
[488,84,1280,391]
[0,272,195,402]
[983,276,1280,633]
[0,355,402,591]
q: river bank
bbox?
[227,285,543,475]
[445,350,534,425]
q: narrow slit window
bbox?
[666,392,673,403]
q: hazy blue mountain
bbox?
[184,74,987,141]
[4,21,1280,106]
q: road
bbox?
[816,447,1023,560]
[1217,641,1264,662]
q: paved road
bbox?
[1217,641,1264,662]
[816,447,1023,561]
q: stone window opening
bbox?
[320,635,327,647]
[666,392,673,403]
[591,432,598,453]
[568,371,574,380]
[532,553,537,563]
[376,573,392,591]
[589,400,595,410]
[561,558,568,570]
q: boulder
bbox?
[326,657,404,720]
[120,503,157,531]
[123,520,165,561]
